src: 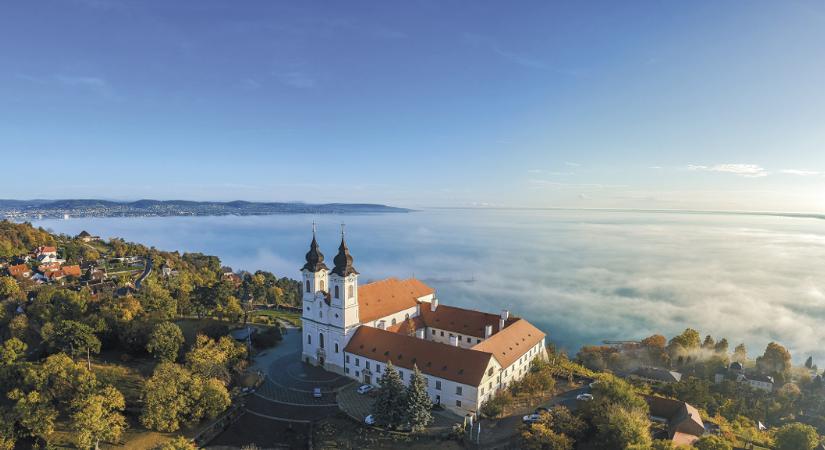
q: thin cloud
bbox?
[565,162,581,167]
[18,73,118,99]
[688,164,768,178]
[461,32,548,70]
[781,169,821,176]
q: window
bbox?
[307,334,311,345]
[405,313,410,320]
[346,355,350,363]
[391,318,397,325]
[319,310,322,318]
[319,333,324,349]
[345,368,349,374]
[366,361,370,370]
[456,400,462,407]
[377,364,381,373]
[335,343,339,353]
[355,358,360,367]
[481,387,485,395]
[440,331,444,336]
[320,280,325,291]
[348,285,354,298]
[399,371,404,381]
[431,329,436,335]
[466,337,471,343]
[424,377,429,387]
[477,339,481,344]
[489,381,492,389]
[334,285,339,298]
[305,280,310,293]
[435,380,442,390]
[456,386,462,395]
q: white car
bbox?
[522,413,542,424]
[576,393,594,401]
[364,414,375,425]
[357,384,374,395]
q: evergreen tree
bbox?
[714,338,729,354]
[404,365,432,431]
[372,361,406,429]
[732,343,747,363]
[702,335,716,350]
[804,356,813,369]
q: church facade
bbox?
[300,228,548,415]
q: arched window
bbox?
[348,285,354,298]
[335,343,339,353]
[320,279,325,292]
[307,334,312,345]
[391,318,397,326]
[319,333,325,349]
[334,285,340,299]
[305,280,310,293]
[405,313,410,320]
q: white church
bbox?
[300,227,548,415]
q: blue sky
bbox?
[1,1,824,211]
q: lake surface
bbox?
[34,209,825,363]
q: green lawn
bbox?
[250,309,302,326]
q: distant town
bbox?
[0,199,410,220]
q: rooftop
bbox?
[357,277,434,323]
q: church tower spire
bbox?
[332,224,358,277]
[302,222,328,272]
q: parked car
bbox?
[576,393,594,402]
[357,384,374,395]
[522,413,542,424]
[313,388,322,398]
[364,414,375,425]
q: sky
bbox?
[2,0,825,211]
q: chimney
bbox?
[484,324,493,339]
[431,298,439,312]
[499,310,509,331]
[449,335,459,346]
[416,303,421,316]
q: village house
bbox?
[714,362,774,392]
[300,228,548,415]
[34,246,63,264]
[645,395,706,446]
[8,263,31,279]
[629,366,683,384]
[76,230,101,242]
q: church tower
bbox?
[300,224,359,375]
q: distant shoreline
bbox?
[0,199,411,220]
[429,206,825,221]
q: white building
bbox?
[300,228,548,415]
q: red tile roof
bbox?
[357,278,434,323]
[36,246,57,254]
[419,304,512,338]
[8,264,30,277]
[345,326,494,386]
[471,319,546,369]
[62,265,82,277]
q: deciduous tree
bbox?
[774,422,819,450]
[147,321,184,362]
[71,385,127,450]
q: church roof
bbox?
[331,236,358,277]
[419,304,513,338]
[344,326,494,386]
[302,233,328,272]
[471,318,546,369]
[358,277,434,323]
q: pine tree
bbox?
[732,343,747,363]
[405,365,433,431]
[702,335,715,350]
[805,356,813,369]
[373,361,406,429]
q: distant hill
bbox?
[0,199,411,219]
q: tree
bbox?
[732,343,747,363]
[591,402,652,449]
[520,422,573,450]
[8,389,57,445]
[71,385,127,450]
[44,320,101,369]
[702,335,716,350]
[805,356,814,369]
[373,361,406,429]
[669,328,701,349]
[185,334,247,383]
[404,366,432,431]
[141,363,230,432]
[147,322,184,362]
[0,277,19,299]
[0,338,26,366]
[714,338,729,354]
[756,342,792,381]
[774,422,819,450]
[154,436,197,450]
[694,435,733,450]
[549,406,586,440]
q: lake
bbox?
[33,208,825,363]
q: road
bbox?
[134,257,152,289]
[476,384,593,448]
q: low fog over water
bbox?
[35,208,825,363]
